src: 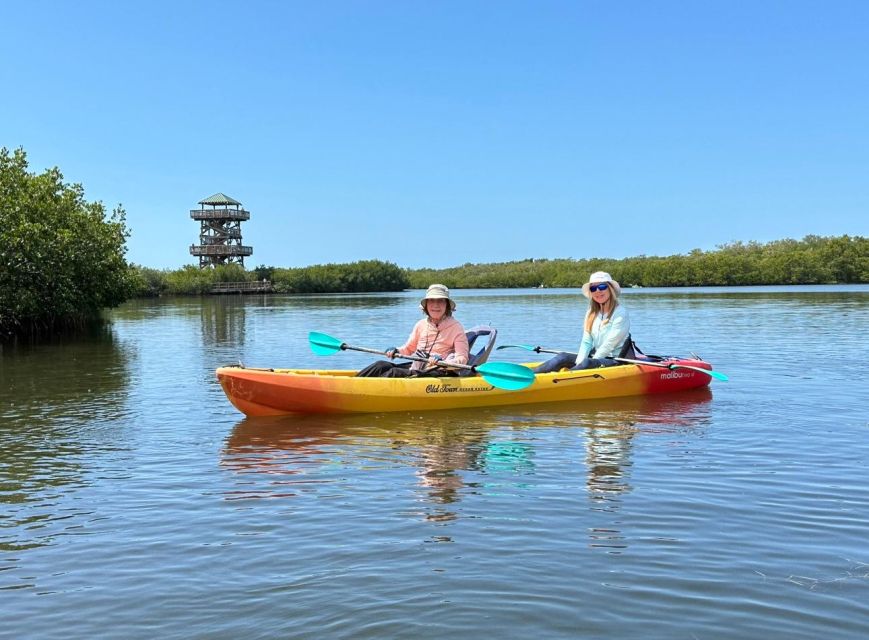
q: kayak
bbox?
[216,358,715,416]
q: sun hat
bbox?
[419,284,456,311]
[581,271,621,298]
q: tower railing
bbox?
[190,209,250,221]
[190,245,253,257]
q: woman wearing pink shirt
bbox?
[356,284,470,378]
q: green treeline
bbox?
[131,234,867,297]
[0,148,134,338]
[269,260,409,293]
[129,260,410,296]
[407,235,868,289]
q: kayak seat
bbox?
[461,325,498,376]
[619,333,638,359]
[618,335,666,361]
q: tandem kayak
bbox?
[216,358,716,416]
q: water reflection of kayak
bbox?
[221,390,712,505]
[224,387,713,454]
[216,358,716,416]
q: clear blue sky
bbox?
[2,1,866,269]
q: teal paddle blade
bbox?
[674,365,729,381]
[496,344,535,352]
[475,362,536,390]
[309,331,344,355]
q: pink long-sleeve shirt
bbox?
[398,316,469,371]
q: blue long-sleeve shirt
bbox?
[576,305,630,364]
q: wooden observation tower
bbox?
[189,193,253,268]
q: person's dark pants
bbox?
[532,352,618,373]
[356,360,414,377]
[355,361,459,378]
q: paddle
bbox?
[497,343,729,381]
[309,331,535,390]
[497,344,561,355]
[612,357,729,381]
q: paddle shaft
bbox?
[507,347,705,370]
[498,343,571,355]
[338,343,476,373]
[528,346,561,355]
[614,357,725,380]
[497,343,727,381]
[310,331,535,390]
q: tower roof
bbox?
[198,192,242,206]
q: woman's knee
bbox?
[570,357,617,371]
[569,357,592,371]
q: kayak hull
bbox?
[216,359,714,416]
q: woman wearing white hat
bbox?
[356,284,470,377]
[534,271,632,373]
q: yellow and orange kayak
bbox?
[216,359,715,416]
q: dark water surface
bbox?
[1,286,868,639]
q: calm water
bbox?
[1,286,868,639]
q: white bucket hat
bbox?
[581,271,621,298]
[419,283,456,311]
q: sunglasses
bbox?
[588,283,609,293]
